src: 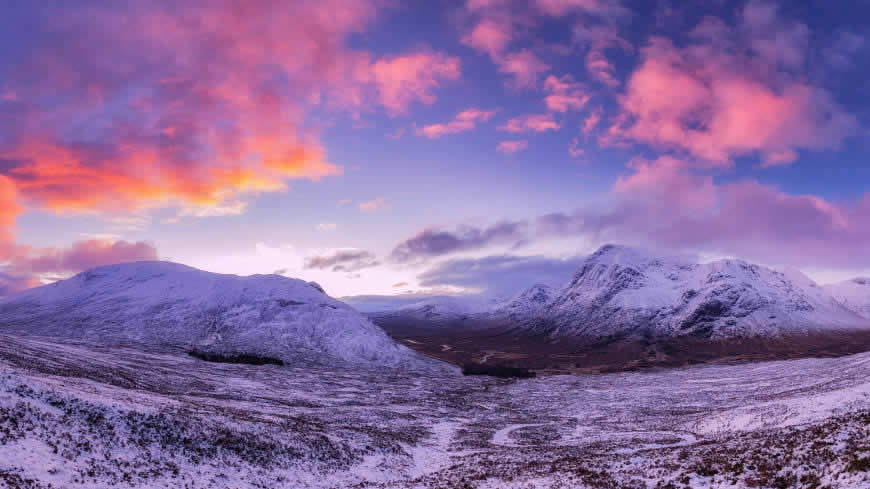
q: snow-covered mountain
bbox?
[359,285,558,324]
[371,245,870,341]
[488,284,556,322]
[0,261,436,369]
[824,278,870,319]
[365,295,487,322]
[530,245,870,339]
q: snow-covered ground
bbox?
[1,334,868,488]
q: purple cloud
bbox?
[304,249,379,272]
[418,254,584,295]
[390,221,528,263]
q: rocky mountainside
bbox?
[375,245,870,342]
[528,245,870,339]
[824,278,870,319]
[488,284,556,322]
[0,261,437,369]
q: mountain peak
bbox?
[588,244,651,264]
[540,248,870,339]
[586,244,695,269]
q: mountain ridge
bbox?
[0,261,440,369]
[373,245,870,341]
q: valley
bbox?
[378,318,870,374]
[1,258,869,487]
[1,334,869,488]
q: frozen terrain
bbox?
[826,278,870,319]
[0,334,869,488]
[0,262,434,369]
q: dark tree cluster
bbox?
[187,350,285,366]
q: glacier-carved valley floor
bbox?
[0,334,868,489]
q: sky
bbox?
[0,0,869,298]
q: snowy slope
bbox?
[368,295,487,321]
[531,245,870,339]
[487,284,557,322]
[0,261,436,369]
[363,285,559,325]
[824,278,870,319]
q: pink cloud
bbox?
[543,75,589,112]
[0,87,17,102]
[534,0,627,17]
[365,51,462,115]
[386,128,406,140]
[569,138,584,158]
[0,239,158,294]
[608,31,857,166]
[497,50,551,89]
[573,24,632,87]
[461,17,513,59]
[359,197,391,212]
[582,109,602,135]
[539,157,870,268]
[613,157,718,212]
[460,2,551,89]
[419,108,498,139]
[584,50,620,87]
[497,140,529,154]
[461,0,628,91]
[500,113,561,133]
[14,240,158,276]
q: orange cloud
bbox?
[500,113,561,133]
[0,171,157,294]
[0,1,466,292]
[419,108,498,138]
[2,1,461,220]
[0,176,20,244]
[2,135,333,214]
